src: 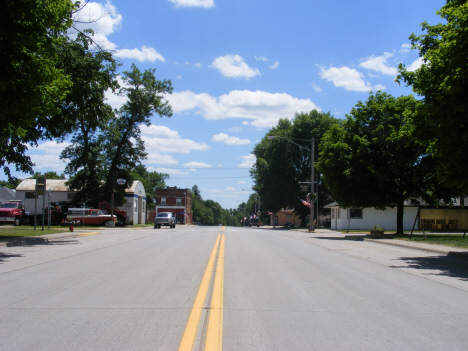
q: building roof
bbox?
[16,179,144,194]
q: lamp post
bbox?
[268,136,318,232]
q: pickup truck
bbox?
[154,212,176,229]
[66,208,117,226]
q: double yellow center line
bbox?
[178,230,225,351]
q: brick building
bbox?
[154,187,192,224]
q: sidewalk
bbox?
[262,226,468,256]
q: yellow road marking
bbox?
[78,232,99,236]
[205,234,225,351]
[178,234,221,351]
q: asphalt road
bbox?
[1,225,467,350]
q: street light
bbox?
[267,135,318,232]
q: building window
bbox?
[161,196,166,206]
[349,208,363,219]
[176,197,182,206]
[337,208,341,219]
[25,192,35,199]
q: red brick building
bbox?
[154,187,192,224]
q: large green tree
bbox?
[317,92,456,234]
[59,32,120,206]
[101,64,173,204]
[0,0,77,180]
[63,64,173,206]
[396,0,468,191]
[252,110,339,226]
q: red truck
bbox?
[0,200,26,226]
[98,202,129,227]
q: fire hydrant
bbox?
[69,222,74,232]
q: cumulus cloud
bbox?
[319,66,385,92]
[224,187,236,192]
[239,154,256,168]
[407,57,424,72]
[212,133,250,145]
[167,90,319,128]
[71,1,163,62]
[30,155,68,172]
[359,52,398,76]
[35,141,71,155]
[115,46,165,62]
[29,141,72,172]
[183,161,213,169]
[210,55,260,79]
[141,125,210,155]
[169,0,214,8]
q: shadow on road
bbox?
[0,252,23,263]
[313,235,367,241]
[391,253,468,281]
[4,238,80,248]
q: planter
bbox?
[370,230,384,239]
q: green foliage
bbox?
[0,0,77,180]
[190,185,239,226]
[63,63,172,206]
[100,64,173,202]
[396,0,468,191]
[31,171,66,180]
[252,110,340,225]
[317,92,457,233]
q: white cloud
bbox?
[255,55,268,61]
[151,167,189,175]
[169,0,214,8]
[183,162,213,169]
[212,133,250,145]
[269,61,279,69]
[35,141,71,155]
[239,154,256,168]
[407,57,424,72]
[115,46,165,62]
[238,181,247,184]
[167,90,319,128]
[224,187,236,192]
[141,125,210,155]
[210,55,260,79]
[400,43,412,53]
[359,52,398,76]
[319,65,385,92]
[312,83,322,93]
[30,155,68,172]
[227,127,242,133]
[71,1,161,62]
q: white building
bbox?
[15,179,146,225]
[325,202,419,231]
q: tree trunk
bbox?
[396,201,404,234]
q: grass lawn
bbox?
[340,229,468,249]
[393,233,468,249]
[0,226,69,238]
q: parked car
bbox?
[66,208,117,226]
[154,212,176,229]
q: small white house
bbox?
[325,202,419,231]
[15,179,146,225]
[122,181,146,225]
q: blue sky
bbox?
[6,0,445,210]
